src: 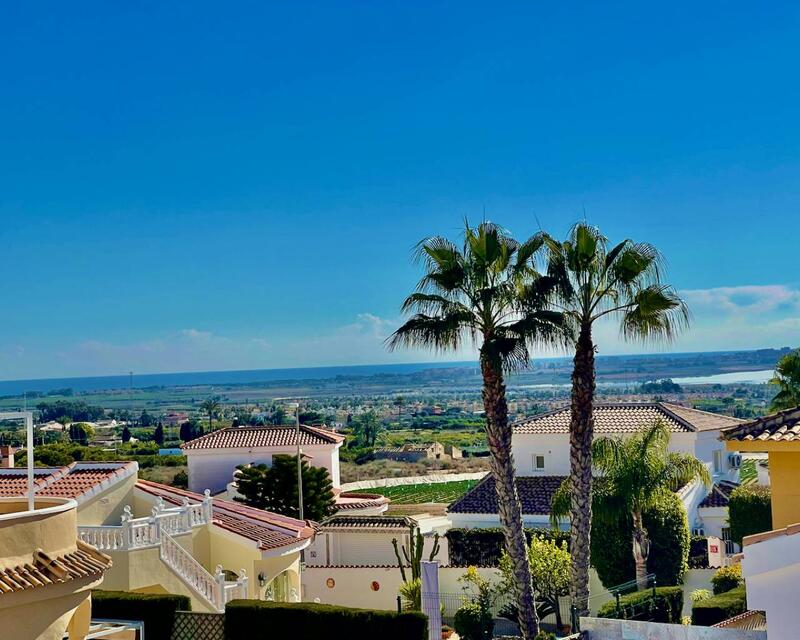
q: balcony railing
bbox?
[77,491,213,551]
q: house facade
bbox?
[450,402,744,538]
[182,424,345,494]
[0,461,314,613]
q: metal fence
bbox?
[170,611,225,640]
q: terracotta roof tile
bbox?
[0,462,137,502]
[0,540,111,596]
[513,402,742,435]
[722,406,800,443]
[448,475,566,515]
[698,481,739,509]
[135,479,314,551]
[334,492,390,511]
[182,424,344,451]
[320,515,413,530]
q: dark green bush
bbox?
[446,527,570,566]
[691,585,747,626]
[596,586,683,623]
[711,564,743,595]
[591,492,689,588]
[453,603,493,640]
[688,535,709,569]
[729,484,772,546]
[225,600,428,640]
[92,590,190,640]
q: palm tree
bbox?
[543,223,689,612]
[769,348,800,411]
[200,396,221,431]
[388,221,565,639]
[552,421,710,587]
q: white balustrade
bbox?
[77,493,214,551]
[160,533,247,612]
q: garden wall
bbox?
[581,617,765,640]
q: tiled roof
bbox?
[698,481,739,509]
[513,402,743,435]
[182,424,345,451]
[448,475,566,515]
[0,462,137,502]
[712,610,767,630]
[334,492,390,511]
[0,540,111,595]
[320,515,413,530]
[135,480,314,551]
[722,406,800,443]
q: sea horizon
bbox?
[0,346,784,397]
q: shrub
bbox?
[691,585,747,626]
[596,586,684,624]
[453,603,493,640]
[690,589,712,604]
[91,590,190,640]
[225,600,428,640]
[729,484,772,546]
[446,527,570,566]
[534,632,557,640]
[688,535,709,569]
[591,491,690,588]
[711,564,743,595]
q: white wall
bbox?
[742,532,800,640]
[581,617,765,640]
[187,443,340,494]
[448,511,558,530]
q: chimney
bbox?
[0,446,15,469]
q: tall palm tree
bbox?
[388,221,565,639]
[769,348,800,411]
[543,223,689,612]
[200,396,221,431]
[552,421,710,587]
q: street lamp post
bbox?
[285,402,303,521]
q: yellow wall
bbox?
[77,474,137,525]
[767,451,800,529]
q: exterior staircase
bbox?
[78,493,247,612]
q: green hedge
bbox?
[446,527,570,566]
[225,600,428,640]
[92,590,190,640]
[591,492,690,588]
[596,586,683,623]
[729,484,772,546]
[688,535,709,569]
[691,585,747,626]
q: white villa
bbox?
[449,402,744,545]
[182,423,345,493]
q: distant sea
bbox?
[0,361,480,396]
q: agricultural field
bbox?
[369,479,479,504]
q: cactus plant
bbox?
[392,523,440,583]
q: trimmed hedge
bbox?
[729,484,772,546]
[591,491,690,588]
[691,585,747,626]
[446,527,570,566]
[225,600,428,640]
[91,590,190,640]
[596,586,684,624]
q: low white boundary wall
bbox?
[581,617,766,640]
[341,472,488,491]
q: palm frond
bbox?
[386,311,475,353]
[620,285,690,343]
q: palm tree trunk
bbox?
[569,321,595,616]
[480,353,539,639]
[632,511,649,590]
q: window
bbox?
[722,527,736,555]
[531,454,545,472]
[713,450,723,474]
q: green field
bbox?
[369,479,479,504]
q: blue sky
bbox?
[1,2,799,379]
